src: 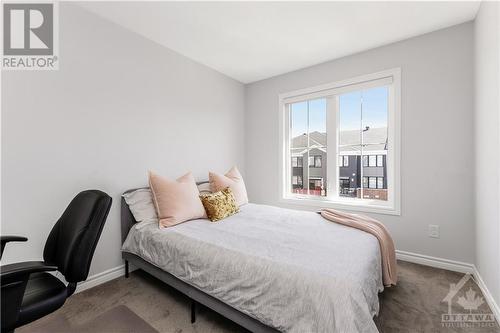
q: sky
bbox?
[290,86,388,137]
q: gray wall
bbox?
[245,23,475,263]
[1,3,245,276]
[474,1,500,306]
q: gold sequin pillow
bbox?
[199,187,239,222]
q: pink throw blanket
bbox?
[320,208,397,287]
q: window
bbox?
[280,69,401,215]
[310,178,323,189]
[363,176,385,189]
[339,155,349,167]
[315,156,322,168]
[308,155,322,168]
[339,178,350,196]
[292,157,303,168]
[368,155,377,167]
[309,178,324,195]
[377,177,384,189]
[377,155,384,167]
[292,176,303,186]
[364,155,384,167]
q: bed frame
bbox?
[121,187,279,333]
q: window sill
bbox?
[279,195,401,216]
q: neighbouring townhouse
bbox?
[291,127,388,200]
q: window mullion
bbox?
[286,104,291,195]
[306,100,310,196]
[326,96,337,200]
[360,92,364,200]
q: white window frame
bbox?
[278,68,401,215]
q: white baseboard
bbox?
[76,264,125,293]
[396,250,475,274]
[472,265,500,324]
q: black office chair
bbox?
[0,190,112,333]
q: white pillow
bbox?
[197,182,211,195]
[123,184,209,224]
[122,188,158,223]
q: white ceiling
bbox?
[78,1,480,83]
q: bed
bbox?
[121,188,384,333]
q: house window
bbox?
[364,155,384,167]
[280,68,401,215]
[308,155,322,168]
[315,156,322,168]
[377,177,384,189]
[339,155,349,167]
[292,176,303,186]
[339,178,350,196]
[292,157,303,168]
[363,176,385,189]
[377,155,384,167]
[368,155,377,167]
[309,178,323,193]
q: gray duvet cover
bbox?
[122,203,384,332]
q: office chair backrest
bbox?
[43,190,112,283]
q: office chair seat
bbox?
[17,272,67,327]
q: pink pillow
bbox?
[209,166,248,206]
[149,171,206,228]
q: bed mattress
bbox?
[122,203,384,332]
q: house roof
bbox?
[291,127,388,154]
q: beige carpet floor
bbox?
[18,261,500,333]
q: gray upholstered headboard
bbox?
[121,181,209,244]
